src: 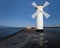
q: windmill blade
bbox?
[31,12,37,19]
[31,11,38,19]
[32,2,37,7]
[43,11,50,18]
[43,1,50,8]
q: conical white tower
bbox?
[36,6,43,31]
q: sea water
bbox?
[0,28,20,40]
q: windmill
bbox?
[31,1,50,32]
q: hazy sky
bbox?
[0,0,60,27]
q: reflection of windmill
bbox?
[31,1,50,32]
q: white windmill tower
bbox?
[31,1,50,32]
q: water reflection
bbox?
[22,32,49,48]
[39,32,49,47]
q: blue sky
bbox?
[0,0,60,27]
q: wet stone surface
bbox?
[0,30,60,48]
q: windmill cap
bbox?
[37,5,43,11]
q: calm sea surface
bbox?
[0,28,20,40]
[44,28,60,39]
